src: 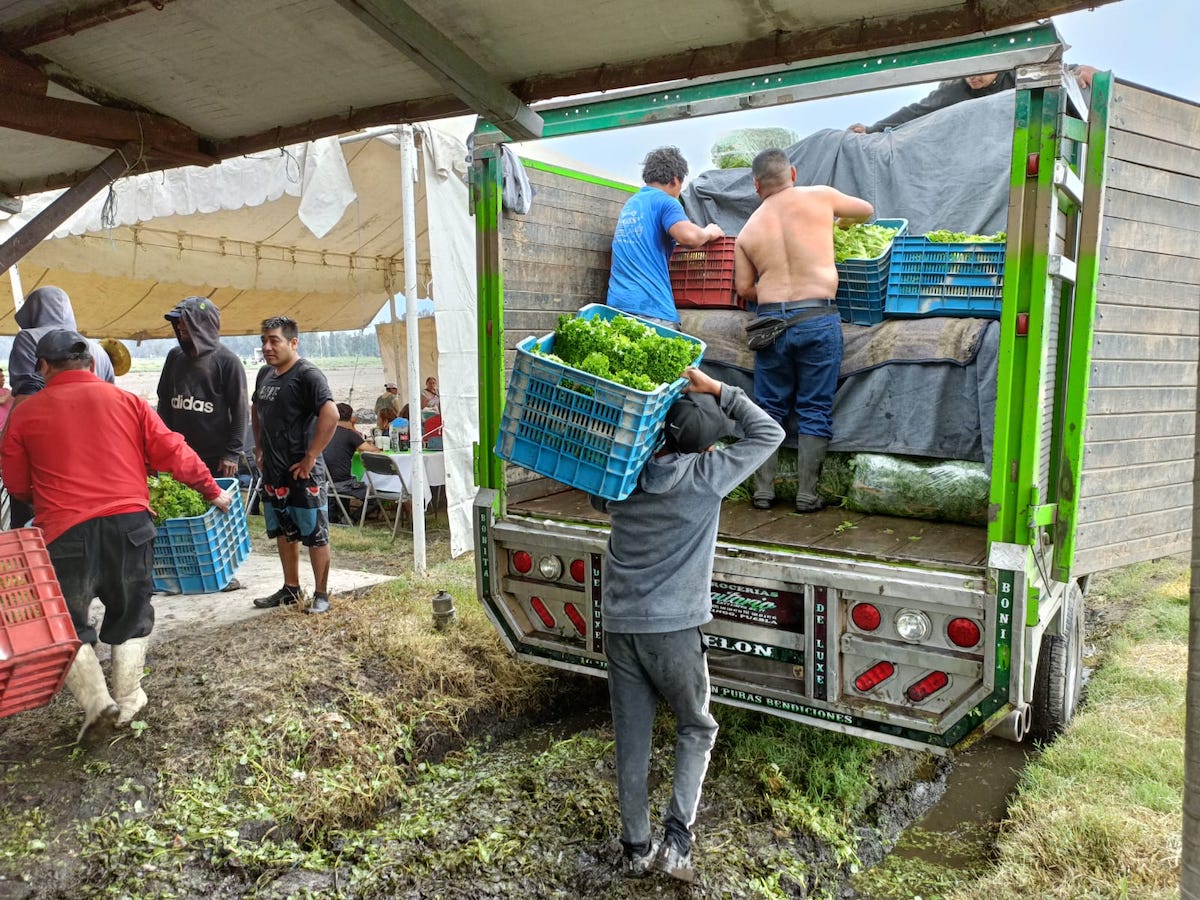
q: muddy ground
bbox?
[0,524,1150,899]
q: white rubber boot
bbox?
[62,644,119,742]
[110,636,149,726]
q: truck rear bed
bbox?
[509,485,987,571]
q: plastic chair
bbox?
[358,452,411,541]
[240,452,263,516]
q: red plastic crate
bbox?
[0,528,80,719]
[669,237,745,310]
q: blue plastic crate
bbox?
[834,218,908,326]
[885,235,1007,318]
[152,478,251,594]
[495,305,705,501]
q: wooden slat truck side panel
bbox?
[1075,82,1200,575]
[498,163,632,491]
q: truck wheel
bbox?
[1029,581,1084,742]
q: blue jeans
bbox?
[752,311,842,438]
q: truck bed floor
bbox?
[507,488,988,570]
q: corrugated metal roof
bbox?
[0,0,1114,195]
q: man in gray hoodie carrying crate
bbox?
[591,367,784,882]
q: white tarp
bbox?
[421,127,478,557]
[0,136,434,338]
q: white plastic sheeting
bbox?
[421,130,478,559]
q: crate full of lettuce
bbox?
[494,305,705,500]
[148,474,250,594]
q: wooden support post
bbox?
[0,142,136,273]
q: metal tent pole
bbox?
[399,124,426,573]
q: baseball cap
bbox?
[36,329,91,363]
[663,392,733,454]
[385,382,398,390]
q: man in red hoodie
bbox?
[1,329,231,742]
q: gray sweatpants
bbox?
[604,627,719,849]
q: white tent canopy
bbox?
[0,126,468,339]
[0,125,479,559]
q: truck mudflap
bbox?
[476,491,1023,753]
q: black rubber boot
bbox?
[751,449,779,509]
[794,436,829,513]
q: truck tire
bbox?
[1029,581,1084,742]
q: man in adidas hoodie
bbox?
[591,367,784,882]
[156,297,248,478]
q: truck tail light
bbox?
[530,596,555,629]
[538,555,563,580]
[854,661,895,692]
[570,559,586,583]
[946,617,982,648]
[512,550,533,574]
[851,603,881,631]
[906,671,949,702]
[563,602,587,636]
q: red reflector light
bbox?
[854,661,895,692]
[570,559,586,583]
[512,550,533,574]
[906,671,949,702]
[1016,312,1029,336]
[851,603,881,631]
[947,617,982,648]
[530,596,555,629]
[564,602,587,636]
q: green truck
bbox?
[469,24,1200,752]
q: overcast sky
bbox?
[545,0,1198,185]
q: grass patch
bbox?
[951,557,1186,899]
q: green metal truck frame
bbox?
[469,23,1200,752]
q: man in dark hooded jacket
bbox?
[9,286,115,396]
[156,296,248,478]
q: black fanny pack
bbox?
[745,306,833,351]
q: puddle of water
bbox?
[852,737,1033,897]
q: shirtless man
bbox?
[734,148,873,513]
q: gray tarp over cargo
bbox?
[680,89,1015,236]
[679,90,1016,465]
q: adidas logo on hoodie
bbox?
[171,394,215,413]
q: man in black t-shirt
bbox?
[323,403,367,523]
[250,317,339,615]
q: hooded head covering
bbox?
[165,296,222,358]
[16,286,76,331]
[663,392,734,453]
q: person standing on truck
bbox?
[156,296,248,479]
[0,329,231,742]
[251,316,340,615]
[734,148,873,512]
[591,367,784,882]
[606,146,726,329]
[849,65,1098,133]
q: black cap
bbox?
[35,329,91,363]
[663,392,732,454]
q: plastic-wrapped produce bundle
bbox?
[728,452,851,505]
[817,453,854,505]
[845,455,989,526]
[710,128,799,169]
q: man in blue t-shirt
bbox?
[606,147,725,327]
